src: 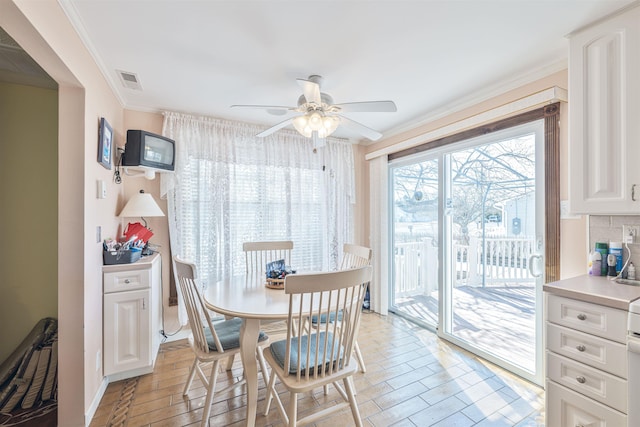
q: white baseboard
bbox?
[85,376,108,427]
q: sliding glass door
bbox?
[389,120,545,384]
[390,157,440,329]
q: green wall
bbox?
[0,81,58,363]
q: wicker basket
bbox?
[265,278,285,289]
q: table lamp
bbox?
[118,189,165,254]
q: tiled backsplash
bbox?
[589,215,640,277]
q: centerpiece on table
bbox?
[265,259,296,289]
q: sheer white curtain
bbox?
[160,112,355,324]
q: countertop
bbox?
[543,274,640,310]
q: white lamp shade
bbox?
[119,191,165,218]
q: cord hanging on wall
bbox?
[114,147,124,184]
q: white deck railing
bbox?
[394,236,536,297]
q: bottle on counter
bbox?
[589,251,602,276]
[609,241,623,274]
[607,254,618,276]
[629,262,636,280]
[595,242,608,275]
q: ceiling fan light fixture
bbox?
[293,115,312,137]
[323,115,340,134]
[293,112,339,140]
[308,111,323,130]
[235,74,395,142]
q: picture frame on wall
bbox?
[98,117,113,170]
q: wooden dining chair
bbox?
[341,243,372,269]
[243,240,293,273]
[309,243,372,373]
[263,266,372,427]
[173,256,271,427]
[340,243,371,372]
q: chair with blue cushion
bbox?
[263,265,372,427]
[173,256,270,427]
[310,243,372,373]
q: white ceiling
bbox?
[58,0,634,143]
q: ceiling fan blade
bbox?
[256,118,294,138]
[296,78,322,105]
[230,104,294,116]
[337,115,383,141]
[333,100,397,113]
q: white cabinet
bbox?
[545,294,628,426]
[546,381,627,427]
[103,253,162,380]
[104,289,151,375]
[568,4,640,214]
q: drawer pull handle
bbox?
[577,313,586,321]
[576,376,586,384]
[124,279,130,284]
[576,345,586,352]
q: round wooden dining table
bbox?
[202,273,296,427]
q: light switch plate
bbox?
[96,226,101,243]
[97,180,107,199]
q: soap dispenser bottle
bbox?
[629,262,636,280]
[590,251,602,276]
[607,254,617,276]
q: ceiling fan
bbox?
[231,75,397,146]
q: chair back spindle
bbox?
[243,240,293,273]
[340,243,372,270]
[174,257,224,354]
[283,266,371,381]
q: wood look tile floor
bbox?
[91,313,545,427]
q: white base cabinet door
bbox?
[546,381,626,427]
[103,289,151,376]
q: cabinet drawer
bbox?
[104,269,151,293]
[547,294,627,343]
[546,380,626,427]
[547,323,627,378]
[547,351,627,413]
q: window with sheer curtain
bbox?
[160,112,355,324]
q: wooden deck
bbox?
[394,285,536,373]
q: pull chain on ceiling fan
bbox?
[231,75,397,147]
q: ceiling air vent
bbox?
[117,69,142,90]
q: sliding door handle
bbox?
[528,254,543,278]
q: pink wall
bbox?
[1,1,126,424]
[121,110,180,332]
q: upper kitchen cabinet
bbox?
[569,3,640,214]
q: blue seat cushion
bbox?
[269,332,344,374]
[311,310,343,325]
[204,317,268,352]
